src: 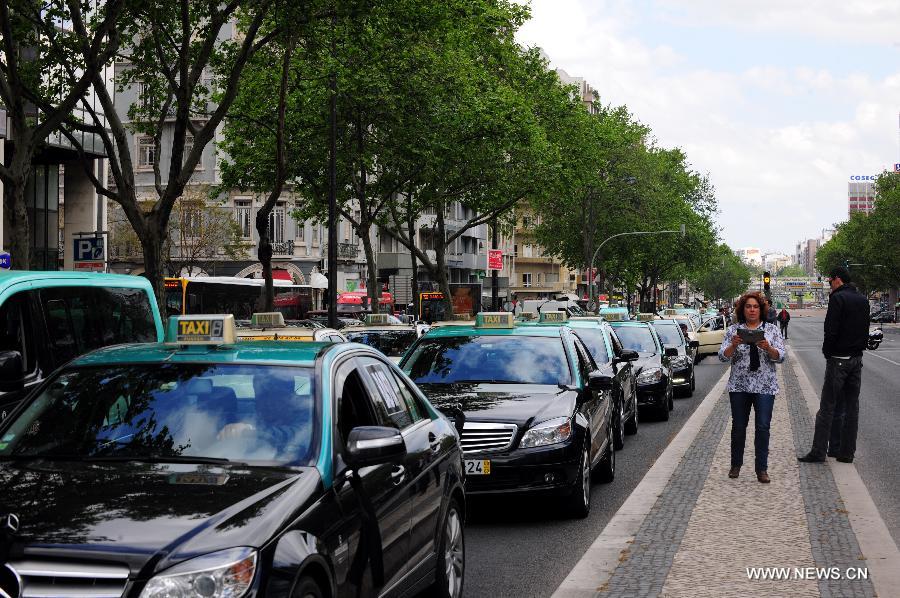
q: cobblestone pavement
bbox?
[597,364,878,598]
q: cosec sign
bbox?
[849,175,878,181]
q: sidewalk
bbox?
[553,350,900,598]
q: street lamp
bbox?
[588,224,685,309]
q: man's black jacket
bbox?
[823,284,870,358]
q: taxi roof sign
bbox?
[636,313,656,322]
[365,313,391,325]
[539,310,568,323]
[475,312,515,328]
[250,312,285,328]
[517,311,536,321]
[166,315,236,346]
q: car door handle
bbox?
[391,465,406,485]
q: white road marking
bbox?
[866,352,900,367]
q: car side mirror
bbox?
[617,349,639,362]
[448,402,466,436]
[0,350,25,393]
[664,347,679,357]
[587,371,614,392]
[689,340,700,349]
[345,426,406,468]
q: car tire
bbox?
[596,421,616,484]
[429,499,465,598]
[694,353,704,365]
[624,400,638,435]
[690,372,696,393]
[293,576,325,598]
[668,387,674,411]
[565,440,592,518]
[658,395,670,421]
[613,400,625,450]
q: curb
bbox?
[551,368,730,597]
[790,354,900,597]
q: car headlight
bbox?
[671,355,691,369]
[140,548,257,598]
[636,367,664,385]
[519,417,572,448]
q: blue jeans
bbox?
[730,392,775,472]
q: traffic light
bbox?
[763,271,771,294]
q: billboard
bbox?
[488,249,503,270]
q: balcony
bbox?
[324,242,360,261]
[271,240,295,256]
[509,281,574,293]
[515,255,555,264]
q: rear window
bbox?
[346,330,418,357]
[40,286,157,365]
[403,335,571,385]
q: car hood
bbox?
[0,459,320,576]
[632,353,663,374]
[416,383,577,427]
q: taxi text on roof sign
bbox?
[365,313,391,325]
[475,312,515,328]
[251,312,286,328]
[166,314,236,345]
[539,311,568,323]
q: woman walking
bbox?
[719,292,786,483]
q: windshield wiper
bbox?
[462,379,528,384]
[84,455,239,465]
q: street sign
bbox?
[74,260,105,272]
[74,237,104,261]
[0,252,10,269]
[488,249,503,270]
[894,163,900,173]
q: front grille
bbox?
[461,422,517,454]
[6,559,129,598]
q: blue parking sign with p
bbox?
[74,237,104,261]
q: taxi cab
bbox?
[521,312,639,450]
[0,315,465,598]
[608,320,677,421]
[342,314,421,363]
[235,312,347,343]
[598,306,629,321]
[400,312,617,518]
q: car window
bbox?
[345,330,418,357]
[403,335,572,385]
[653,324,684,347]
[610,326,658,354]
[572,339,596,385]
[358,357,421,429]
[334,359,380,448]
[0,291,38,378]
[0,364,318,465]
[608,330,625,356]
[712,316,726,331]
[572,328,611,364]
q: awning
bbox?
[309,272,328,289]
[272,269,292,281]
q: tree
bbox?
[776,264,806,277]
[0,0,126,268]
[57,0,276,305]
[690,243,751,307]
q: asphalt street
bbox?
[787,314,900,549]
[462,354,729,598]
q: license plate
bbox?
[464,459,491,475]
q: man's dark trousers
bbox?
[810,356,862,459]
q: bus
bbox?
[164,276,313,320]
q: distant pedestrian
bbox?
[778,308,791,339]
[719,291,786,483]
[766,304,779,325]
[799,266,870,464]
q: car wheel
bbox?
[565,440,591,518]
[430,500,465,598]
[596,420,616,483]
[690,372,696,392]
[658,395,670,421]
[624,399,638,435]
[613,400,625,450]
[293,576,325,598]
[694,353,704,365]
[668,387,674,411]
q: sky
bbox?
[514,0,900,256]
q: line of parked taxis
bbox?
[0,271,703,598]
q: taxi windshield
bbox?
[0,364,318,466]
[345,330,418,357]
[652,324,684,347]
[612,326,659,354]
[403,335,572,385]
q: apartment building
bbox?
[510,210,577,300]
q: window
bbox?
[573,340,596,384]
[523,244,533,258]
[182,204,202,238]
[137,136,155,170]
[296,221,305,241]
[522,273,532,287]
[334,360,378,449]
[182,134,201,169]
[361,359,422,429]
[0,292,38,380]
[268,204,285,243]
[574,328,611,364]
[235,200,252,239]
[138,82,150,110]
[312,225,319,245]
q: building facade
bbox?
[510,210,577,300]
[848,176,877,215]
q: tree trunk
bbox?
[407,204,419,316]
[434,208,453,317]
[360,224,380,315]
[140,226,167,313]
[6,165,31,269]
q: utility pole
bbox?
[491,217,499,311]
[326,14,338,330]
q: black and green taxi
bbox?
[400,312,617,518]
[0,315,465,598]
[608,320,677,421]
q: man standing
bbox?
[799,267,869,463]
[778,307,791,339]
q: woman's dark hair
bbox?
[735,291,768,324]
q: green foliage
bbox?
[689,243,752,305]
[776,264,806,277]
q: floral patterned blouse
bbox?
[717,322,786,394]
